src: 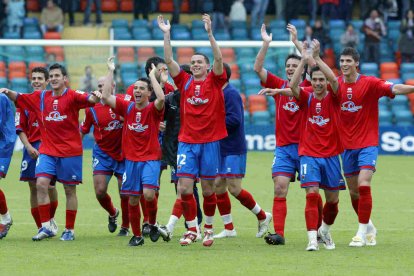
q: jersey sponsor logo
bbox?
[32,121,39,127]
[75,90,85,94]
[127,112,148,132]
[104,120,123,131]
[308,115,330,126]
[187,96,209,105]
[341,101,362,112]
[124,95,132,101]
[45,111,68,121]
[282,101,299,112]
[15,112,20,126]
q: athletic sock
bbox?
[38,203,51,224]
[203,193,216,230]
[97,194,116,216]
[305,193,319,231]
[272,197,287,237]
[120,196,129,228]
[146,196,158,225]
[65,209,77,230]
[128,202,141,237]
[351,198,359,215]
[317,193,323,229]
[50,200,58,219]
[171,198,183,218]
[181,193,197,232]
[236,189,266,220]
[139,196,148,224]
[322,201,339,226]
[358,186,372,224]
[31,207,42,228]
[217,192,234,230]
[0,189,8,215]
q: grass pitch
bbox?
[0,151,413,275]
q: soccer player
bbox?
[0,92,16,239]
[254,23,322,245]
[158,14,227,246]
[15,67,59,233]
[101,58,165,247]
[337,47,414,247]
[80,76,129,236]
[214,63,271,239]
[0,63,101,241]
[290,40,345,251]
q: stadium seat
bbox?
[269,19,286,29]
[0,62,6,77]
[0,77,7,87]
[10,78,29,92]
[251,111,272,125]
[401,63,414,73]
[132,20,148,28]
[101,0,118,12]
[360,62,378,75]
[379,109,393,126]
[394,109,413,125]
[387,78,403,84]
[381,72,400,80]
[137,47,155,63]
[192,20,204,29]
[45,46,64,61]
[387,20,401,30]
[271,29,289,40]
[289,19,306,29]
[43,32,62,40]
[117,47,135,62]
[29,62,47,73]
[177,47,194,64]
[244,110,250,124]
[329,19,346,30]
[172,28,191,40]
[221,48,236,64]
[112,19,129,28]
[191,28,209,40]
[114,30,132,40]
[235,47,255,58]
[230,21,247,30]
[351,20,363,30]
[250,27,262,41]
[393,95,409,105]
[402,72,414,81]
[231,28,248,40]
[23,32,42,39]
[248,95,267,113]
[215,31,231,41]
[380,62,398,73]
[120,0,133,12]
[8,61,27,74]
[4,32,20,39]
[229,63,240,79]
[202,0,213,12]
[229,79,241,91]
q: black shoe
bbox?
[149,224,161,242]
[142,223,151,237]
[264,233,285,245]
[117,227,130,237]
[128,236,144,246]
[108,209,119,233]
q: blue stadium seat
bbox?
[351,20,364,30]
[0,77,7,88]
[23,17,39,27]
[387,78,403,84]
[26,56,45,62]
[379,96,389,106]
[132,19,148,28]
[230,20,247,30]
[23,32,42,39]
[214,31,230,41]
[244,110,250,125]
[133,28,151,40]
[4,32,20,39]
[202,0,213,12]
[330,19,346,30]
[379,109,393,125]
[401,63,414,73]
[250,27,262,40]
[393,95,409,106]
[379,104,389,112]
[394,109,413,125]
[387,20,401,30]
[112,19,129,28]
[114,27,132,40]
[252,111,272,125]
[229,79,241,91]
[388,29,400,41]
[402,72,414,81]
[24,25,39,33]
[10,78,29,92]
[289,19,306,29]
[191,20,204,29]
[172,28,191,40]
[192,28,209,40]
[231,28,248,40]
[360,62,378,75]
[152,28,164,40]
[120,63,138,74]
[269,19,286,29]
[238,60,255,73]
[271,29,289,40]
[235,47,255,57]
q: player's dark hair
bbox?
[49,63,68,76]
[193,52,210,64]
[340,47,360,62]
[145,56,166,77]
[31,67,49,80]
[223,62,231,82]
[309,65,323,78]
[180,64,192,74]
[285,54,301,66]
[137,77,152,92]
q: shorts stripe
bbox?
[218,173,244,178]
[59,179,81,185]
[0,172,6,178]
[200,174,217,180]
[143,184,159,190]
[272,172,295,178]
[93,170,113,176]
[360,165,376,172]
[120,190,142,196]
[300,182,320,188]
[177,173,196,179]
[319,183,346,191]
[20,177,36,181]
[36,173,55,179]
[344,171,360,178]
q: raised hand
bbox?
[149,63,157,79]
[157,15,171,33]
[261,24,272,43]
[91,90,102,99]
[286,24,298,42]
[107,56,115,71]
[301,41,311,61]
[160,69,169,84]
[202,13,212,34]
[0,88,9,94]
[311,39,321,58]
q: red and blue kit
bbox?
[126,81,175,101]
[15,108,41,143]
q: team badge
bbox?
[53,99,58,111]
[195,85,201,96]
[135,112,141,123]
[316,102,321,114]
[109,108,116,119]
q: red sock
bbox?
[140,196,149,223]
[217,192,234,230]
[203,193,217,229]
[146,197,158,225]
[323,201,339,225]
[351,198,359,215]
[236,189,266,220]
[65,209,77,230]
[171,198,183,218]
[129,202,141,237]
[317,193,323,229]
[50,200,58,219]
[305,193,319,231]
[120,196,129,228]
[0,189,8,214]
[273,197,287,237]
[181,193,197,232]
[358,186,372,224]
[31,207,42,228]
[97,194,116,216]
[38,203,51,223]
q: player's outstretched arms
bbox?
[149,63,165,111]
[101,57,117,108]
[392,84,414,95]
[88,90,102,104]
[287,24,303,53]
[311,39,339,93]
[258,87,293,96]
[157,15,180,77]
[254,24,272,82]
[0,88,19,101]
[203,14,223,75]
[290,42,309,99]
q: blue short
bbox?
[272,144,300,180]
[341,146,378,177]
[170,166,178,183]
[300,155,346,191]
[219,154,246,178]
[92,144,125,179]
[35,154,83,185]
[0,157,12,178]
[121,160,160,196]
[176,141,220,180]
[20,140,41,181]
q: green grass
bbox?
[1,151,413,275]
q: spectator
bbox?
[83,0,102,26]
[303,20,331,53]
[362,9,387,64]
[340,23,360,48]
[229,0,247,22]
[79,66,98,92]
[360,0,379,19]
[319,0,339,29]
[60,0,77,26]
[171,0,182,24]
[379,0,398,22]
[134,0,150,21]
[6,0,25,33]
[339,0,354,23]
[212,0,232,31]
[40,0,64,35]
[251,0,269,28]
[274,0,286,21]
[399,9,414,62]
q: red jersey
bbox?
[173,70,228,143]
[126,81,175,102]
[262,71,310,146]
[15,108,41,143]
[113,97,163,162]
[80,100,124,161]
[16,89,94,157]
[338,74,394,149]
[297,88,343,157]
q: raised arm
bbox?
[311,39,338,93]
[253,24,272,83]
[149,63,165,111]
[392,84,414,95]
[258,87,294,97]
[157,15,180,77]
[101,57,117,109]
[287,23,303,53]
[0,88,19,102]
[203,14,223,75]
[290,42,309,99]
